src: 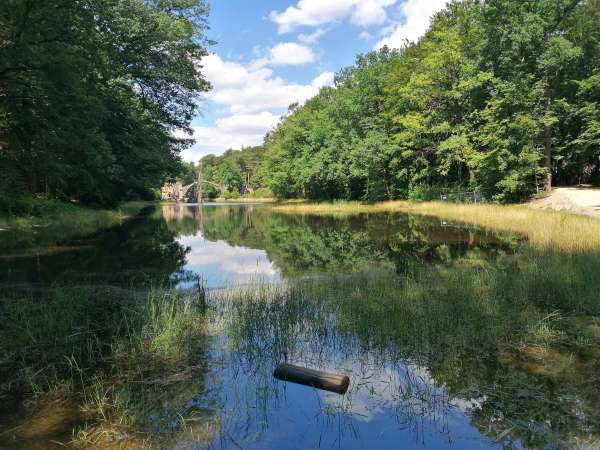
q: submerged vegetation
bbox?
[1,202,600,448]
[223,263,600,448]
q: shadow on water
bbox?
[0,207,191,288]
[1,204,599,449]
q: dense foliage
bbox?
[0,0,210,208]
[190,146,270,199]
[263,0,600,202]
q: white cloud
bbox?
[359,31,372,40]
[376,0,447,49]
[269,42,316,65]
[351,0,395,27]
[200,53,331,114]
[180,112,279,161]
[182,54,335,161]
[298,28,327,44]
[270,0,397,34]
[177,235,280,287]
[311,71,335,89]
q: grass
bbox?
[0,200,148,253]
[2,198,600,447]
[213,197,276,203]
[220,261,600,448]
[0,285,214,447]
[273,200,600,252]
[2,254,599,447]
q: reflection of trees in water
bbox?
[196,205,519,277]
[0,207,190,287]
[156,205,597,447]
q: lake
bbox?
[1,203,598,449]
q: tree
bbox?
[0,0,211,207]
[261,0,599,203]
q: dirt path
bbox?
[529,187,600,218]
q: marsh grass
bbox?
[219,257,600,448]
[0,285,213,446]
[274,200,600,252]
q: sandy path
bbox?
[529,187,600,218]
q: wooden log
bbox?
[273,363,350,395]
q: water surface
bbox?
[1,204,597,449]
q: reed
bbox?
[0,285,212,445]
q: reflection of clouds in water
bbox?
[178,234,280,286]
[309,358,483,424]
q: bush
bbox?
[248,187,274,199]
[0,196,80,217]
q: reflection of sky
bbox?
[177,233,281,288]
[196,344,501,450]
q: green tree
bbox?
[0,0,211,207]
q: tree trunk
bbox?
[544,124,552,192]
[469,168,476,184]
[543,95,553,192]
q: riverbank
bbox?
[274,200,600,252]
[0,200,147,253]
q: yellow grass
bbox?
[214,197,276,203]
[273,200,600,253]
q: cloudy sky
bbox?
[182,0,447,162]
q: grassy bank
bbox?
[273,200,600,252]
[213,196,275,203]
[0,200,147,253]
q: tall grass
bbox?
[274,200,600,252]
[0,286,213,446]
[218,255,600,448]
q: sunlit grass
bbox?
[273,200,600,252]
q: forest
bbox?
[261,0,600,202]
[198,0,600,203]
[2,0,600,208]
[0,0,210,210]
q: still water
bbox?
[1,204,597,449]
[0,203,516,289]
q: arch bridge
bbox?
[161,179,224,203]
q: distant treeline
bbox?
[0,0,210,209]
[198,0,600,203]
[182,146,271,200]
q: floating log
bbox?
[273,363,350,395]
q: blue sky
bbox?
[181,0,447,162]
